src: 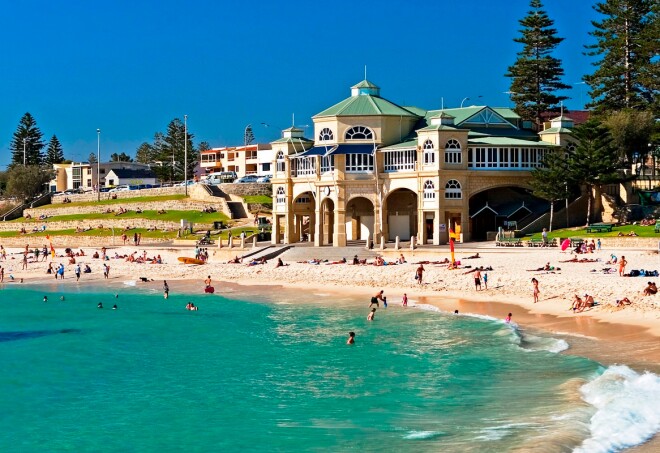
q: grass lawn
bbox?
[15,210,229,224]
[0,228,179,240]
[36,194,188,210]
[242,195,273,205]
[528,224,659,240]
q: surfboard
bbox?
[178,257,206,265]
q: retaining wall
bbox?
[52,186,186,204]
[0,218,214,232]
[24,200,227,218]
[219,183,271,196]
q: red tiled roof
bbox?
[540,110,591,125]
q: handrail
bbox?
[2,203,26,221]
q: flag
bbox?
[448,225,461,267]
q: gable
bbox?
[461,107,518,129]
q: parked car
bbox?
[235,175,259,184]
[176,180,196,187]
[204,171,237,185]
[108,185,130,193]
[256,175,272,183]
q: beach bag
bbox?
[414,274,419,280]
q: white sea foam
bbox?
[413,303,443,313]
[519,333,570,353]
[403,430,443,440]
[475,422,537,441]
[123,280,136,286]
[575,365,660,453]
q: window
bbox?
[384,149,416,172]
[566,142,576,153]
[87,180,92,187]
[321,155,335,173]
[445,139,462,164]
[292,157,315,177]
[276,151,285,173]
[246,151,257,159]
[423,140,435,165]
[228,153,235,161]
[87,169,92,175]
[295,196,311,204]
[423,180,435,200]
[319,128,334,142]
[276,187,285,205]
[445,180,462,199]
[345,126,373,140]
[262,163,271,172]
[201,154,216,163]
[345,153,374,172]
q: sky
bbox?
[0,0,601,169]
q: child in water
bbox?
[505,313,512,323]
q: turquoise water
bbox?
[0,285,659,452]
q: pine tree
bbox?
[9,113,45,166]
[161,118,194,182]
[506,0,570,128]
[45,135,65,165]
[135,142,155,164]
[584,0,656,113]
[567,120,620,224]
[530,151,570,231]
[244,125,255,146]
[88,153,97,164]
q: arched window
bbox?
[445,139,462,164]
[276,151,285,173]
[566,142,576,153]
[318,128,334,142]
[423,139,435,165]
[423,180,435,200]
[445,180,462,199]
[345,126,373,140]
[276,187,286,205]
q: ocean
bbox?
[0,284,658,452]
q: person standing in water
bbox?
[402,293,408,307]
[163,280,170,299]
[531,278,540,303]
[347,332,355,345]
[505,313,512,323]
[367,308,376,321]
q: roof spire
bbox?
[292,113,295,127]
[364,65,367,81]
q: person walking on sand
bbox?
[402,293,408,307]
[204,275,212,288]
[133,232,138,246]
[531,278,540,303]
[75,264,81,282]
[415,264,425,285]
[619,255,627,277]
[103,263,110,279]
[483,272,488,290]
[21,252,28,270]
[474,269,482,291]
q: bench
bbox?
[655,221,660,233]
[586,223,613,233]
[496,237,522,247]
[527,238,544,247]
[570,238,584,248]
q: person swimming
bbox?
[112,304,118,310]
[43,296,48,303]
[98,302,103,309]
[347,332,355,345]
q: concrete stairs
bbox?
[279,244,379,262]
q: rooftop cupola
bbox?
[282,126,304,139]
[430,111,455,126]
[549,115,574,130]
[351,80,380,97]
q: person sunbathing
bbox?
[616,297,632,307]
[463,253,480,259]
[326,258,347,265]
[643,282,657,296]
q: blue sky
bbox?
[0,0,599,168]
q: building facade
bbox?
[200,144,273,178]
[50,162,156,192]
[271,80,575,246]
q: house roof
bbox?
[468,136,557,147]
[107,168,157,179]
[313,94,420,118]
[380,139,418,151]
[539,127,574,135]
[271,136,314,145]
[351,80,379,89]
[540,110,590,124]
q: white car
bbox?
[108,185,130,193]
[256,175,272,183]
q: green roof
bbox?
[313,95,420,118]
[402,105,427,117]
[492,107,520,122]
[270,137,313,144]
[539,127,573,134]
[380,139,418,151]
[351,79,379,89]
[416,124,458,132]
[424,106,519,127]
[468,136,556,147]
[282,126,303,132]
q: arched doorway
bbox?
[293,192,314,242]
[469,186,548,241]
[320,197,335,246]
[345,197,374,241]
[384,189,418,241]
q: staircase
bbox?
[198,184,248,220]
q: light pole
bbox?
[23,138,26,166]
[565,182,569,229]
[184,114,188,196]
[460,95,482,108]
[97,129,101,202]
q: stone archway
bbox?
[293,192,314,242]
[384,189,418,241]
[319,197,335,246]
[345,197,374,242]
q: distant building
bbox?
[49,161,156,192]
[200,144,273,178]
[104,168,158,187]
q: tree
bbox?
[110,152,133,162]
[161,118,194,182]
[567,120,620,224]
[602,109,656,165]
[9,113,45,166]
[506,0,570,128]
[45,135,65,165]
[135,142,155,164]
[530,151,570,231]
[4,165,54,201]
[88,153,97,164]
[584,0,656,113]
[197,141,211,153]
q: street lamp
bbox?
[97,129,101,202]
[461,95,482,108]
[23,138,26,166]
[184,114,188,196]
[565,182,569,229]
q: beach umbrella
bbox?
[561,239,571,251]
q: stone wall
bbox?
[220,183,272,196]
[0,218,214,232]
[25,199,227,218]
[52,186,186,204]
[0,236,172,247]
